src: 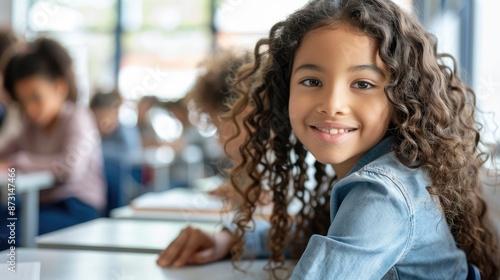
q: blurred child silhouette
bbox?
[0,38,105,250]
[90,89,142,159]
[184,51,258,203]
[90,89,143,212]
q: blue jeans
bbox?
[38,197,100,235]
[0,197,99,250]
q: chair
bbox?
[467,264,481,280]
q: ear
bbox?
[54,78,69,101]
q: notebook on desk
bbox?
[131,188,232,213]
[130,188,303,222]
[0,262,40,280]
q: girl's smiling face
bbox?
[289,25,392,178]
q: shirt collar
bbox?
[345,135,394,177]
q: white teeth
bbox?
[316,127,351,135]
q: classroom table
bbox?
[36,218,222,254]
[110,187,273,223]
[0,248,294,280]
[110,204,234,223]
[109,187,235,223]
[0,171,55,248]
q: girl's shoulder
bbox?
[361,152,425,180]
[335,152,431,205]
[61,102,95,123]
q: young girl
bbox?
[157,0,500,278]
[0,38,105,241]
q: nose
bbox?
[24,102,39,122]
[317,84,349,116]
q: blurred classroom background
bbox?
[2,0,499,179]
[0,0,499,272]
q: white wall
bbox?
[474,0,500,245]
[0,0,13,28]
[474,1,500,144]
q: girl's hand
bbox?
[156,227,232,268]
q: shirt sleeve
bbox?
[8,108,102,183]
[0,138,20,159]
[223,218,272,259]
[243,219,272,258]
[291,177,413,279]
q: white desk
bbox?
[110,187,235,223]
[36,218,222,254]
[110,205,234,223]
[0,248,294,280]
[0,172,54,248]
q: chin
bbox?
[30,119,44,126]
[309,153,338,165]
[310,150,352,166]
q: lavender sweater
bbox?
[0,102,105,210]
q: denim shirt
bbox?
[243,137,468,279]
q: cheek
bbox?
[288,95,305,129]
[44,97,61,116]
[361,100,391,133]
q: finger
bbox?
[157,227,192,267]
[158,227,192,267]
[173,229,206,268]
[190,248,216,264]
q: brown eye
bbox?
[352,81,373,89]
[301,79,322,87]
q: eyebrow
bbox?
[293,63,386,78]
[293,64,325,74]
[349,64,386,78]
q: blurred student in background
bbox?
[90,89,142,213]
[0,38,105,249]
[0,29,22,150]
[90,89,142,159]
[187,51,250,161]
[180,51,260,203]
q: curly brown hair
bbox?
[226,0,500,278]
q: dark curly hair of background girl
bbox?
[226,0,500,278]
